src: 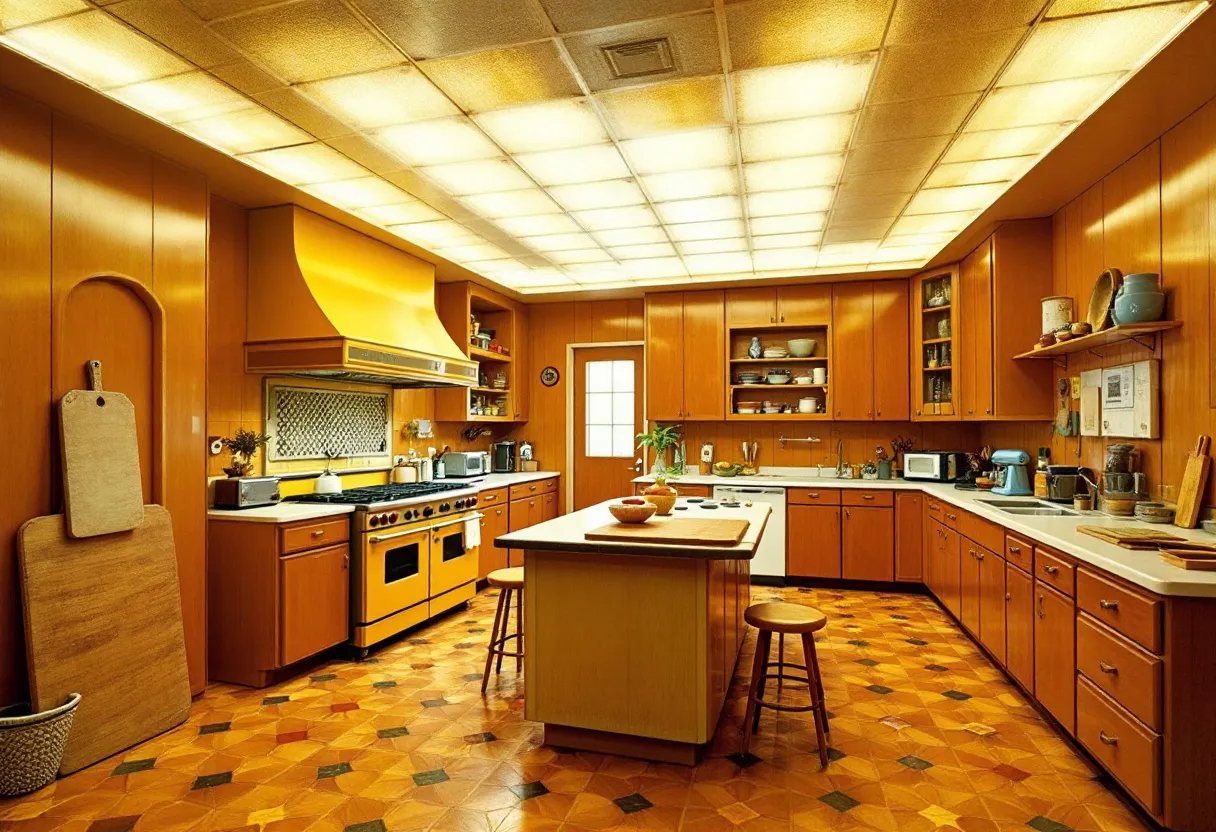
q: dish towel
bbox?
[464,516,481,550]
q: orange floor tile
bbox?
[0,587,1151,832]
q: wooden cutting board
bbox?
[1077,525,1185,549]
[60,366,144,538]
[1161,550,1216,570]
[19,507,191,774]
[585,518,750,546]
[1174,435,1211,529]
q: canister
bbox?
[1041,296,1074,334]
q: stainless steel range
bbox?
[286,482,481,654]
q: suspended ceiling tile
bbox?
[831,191,909,220]
[563,12,722,92]
[298,67,458,131]
[942,123,1065,162]
[853,92,979,145]
[838,165,928,196]
[823,219,893,244]
[739,113,856,162]
[175,0,276,20]
[593,225,669,246]
[844,134,950,176]
[747,187,832,217]
[516,144,631,185]
[620,127,734,174]
[473,98,608,153]
[212,0,400,84]
[684,251,753,275]
[548,179,648,211]
[743,155,842,191]
[724,0,892,70]
[642,167,737,201]
[751,231,821,249]
[305,176,410,208]
[462,189,563,218]
[966,75,1122,131]
[356,0,550,60]
[421,159,535,196]
[537,0,711,34]
[546,248,614,264]
[255,87,354,139]
[106,0,238,67]
[924,155,1036,188]
[748,213,824,234]
[178,105,310,153]
[375,117,501,166]
[869,27,1026,104]
[905,182,1007,214]
[597,76,728,138]
[210,58,282,96]
[884,0,1045,45]
[358,200,446,225]
[241,142,369,184]
[110,71,253,123]
[419,41,582,112]
[735,53,876,122]
[678,237,748,254]
[0,0,88,29]
[1046,0,1181,16]
[889,209,978,235]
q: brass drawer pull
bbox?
[946,513,957,520]
[1099,599,1119,611]
[976,552,985,561]
[1042,564,1059,575]
[1037,595,1045,619]
[1009,545,1022,554]
[1098,661,1118,675]
[862,494,874,500]
[809,492,819,498]
[1099,731,1118,746]
[311,530,325,538]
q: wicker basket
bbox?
[0,693,81,797]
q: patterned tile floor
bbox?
[0,587,1151,832]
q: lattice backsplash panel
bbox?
[266,383,391,462]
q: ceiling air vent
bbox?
[602,37,675,80]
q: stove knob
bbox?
[454,499,464,510]
[388,512,398,523]
[369,515,380,527]
[468,495,478,507]
[440,502,451,512]
[423,506,434,517]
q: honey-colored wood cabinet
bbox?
[1035,581,1076,734]
[978,546,1007,666]
[1005,561,1035,690]
[725,285,830,327]
[912,267,960,419]
[541,491,558,521]
[960,543,982,635]
[280,544,349,667]
[479,503,510,579]
[787,504,841,578]
[939,524,962,618]
[645,290,724,421]
[960,240,995,419]
[842,506,893,582]
[831,280,910,421]
[895,492,923,582]
[506,476,560,567]
[435,281,526,422]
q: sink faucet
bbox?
[835,439,846,477]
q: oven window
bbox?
[384,542,420,584]
[441,531,465,563]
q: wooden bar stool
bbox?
[741,601,830,768]
[481,567,524,693]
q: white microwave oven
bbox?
[902,451,968,482]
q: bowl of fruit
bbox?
[641,476,678,515]
[713,461,742,477]
[609,499,658,524]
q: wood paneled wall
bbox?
[0,88,208,703]
[982,96,1216,508]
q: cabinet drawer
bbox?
[788,487,841,505]
[938,504,961,530]
[280,517,350,555]
[957,511,1003,556]
[1076,614,1162,732]
[1076,676,1161,816]
[925,498,944,519]
[842,489,893,507]
[673,484,710,497]
[510,477,556,500]
[1077,569,1162,653]
[1005,533,1033,573]
[477,487,509,507]
[1035,547,1075,597]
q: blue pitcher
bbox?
[1111,272,1164,325]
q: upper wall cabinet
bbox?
[645,290,725,422]
[912,267,960,420]
[831,281,910,421]
[434,282,527,422]
[725,285,831,328]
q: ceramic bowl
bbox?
[1071,321,1092,336]
[1038,332,1057,348]
[609,502,658,523]
[642,493,677,515]
[787,339,816,357]
[766,374,791,385]
[794,376,813,385]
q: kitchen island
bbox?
[496,498,771,764]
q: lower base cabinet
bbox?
[960,544,982,634]
[479,503,510,579]
[506,476,560,567]
[1005,562,1034,690]
[280,544,350,667]
[1035,580,1076,734]
[842,506,893,581]
[895,492,923,582]
[977,547,1006,666]
[787,504,841,578]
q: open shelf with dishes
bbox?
[435,283,524,422]
[725,324,831,420]
[912,267,960,420]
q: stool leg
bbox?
[776,632,785,696]
[807,634,829,737]
[515,585,523,673]
[801,633,829,769]
[752,630,770,734]
[482,589,508,694]
[496,588,512,674]
[742,629,771,754]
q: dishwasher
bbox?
[711,485,786,582]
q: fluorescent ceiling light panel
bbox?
[622,258,688,279]
[817,242,878,266]
[753,247,818,270]
[943,124,1067,163]
[438,243,510,262]
[306,176,409,209]
[462,258,526,274]
[642,168,738,202]
[735,53,876,123]
[655,196,742,225]
[739,113,855,162]
[744,155,843,192]
[516,145,630,186]
[0,0,89,30]
[870,244,938,263]
[666,219,747,242]
[882,232,952,247]
[390,219,483,247]
[573,206,659,231]
[678,238,749,255]
[421,159,533,196]
[904,183,1008,215]
[461,189,561,218]
[621,128,735,175]
[548,180,646,211]
[753,232,823,249]
[609,242,677,259]
[524,232,599,251]
[966,75,1123,132]
[566,262,629,282]
[375,117,500,166]
[546,248,614,265]
[494,268,575,289]
[179,107,310,154]
[110,72,252,124]
[298,66,458,130]
[749,213,826,235]
[241,143,367,185]
[889,211,978,236]
[358,201,446,225]
[473,99,609,153]
[684,252,753,276]
[593,226,669,247]
[596,76,729,139]
[925,156,1036,188]
[495,213,582,237]
[747,188,833,218]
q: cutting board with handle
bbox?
[1174,435,1211,529]
[60,360,144,538]
[1077,525,1185,549]
[18,506,191,774]
[585,518,750,546]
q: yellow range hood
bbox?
[246,206,477,389]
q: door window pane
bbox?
[585,359,636,458]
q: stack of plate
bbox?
[737,401,761,414]
[762,346,788,359]
[737,372,763,385]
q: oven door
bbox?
[429,515,480,597]
[359,527,430,624]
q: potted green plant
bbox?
[636,423,682,476]
[221,428,271,478]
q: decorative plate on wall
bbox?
[540,367,560,387]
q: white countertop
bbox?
[497,498,771,559]
[207,471,559,524]
[637,471,1216,597]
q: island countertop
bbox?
[496,498,771,559]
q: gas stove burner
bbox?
[284,481,468,506]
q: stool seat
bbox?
[744,601,827,634]
[487,567,524,589]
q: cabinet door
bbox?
[895,492,922,582]
[725,286,777,327]
[872,280,910,420]
[479,505,509,579]
[841,506,893,581]
[541,492,558,521]
[787,505,840,578]
[960,240,993,420]
[940,526,961,618]
[507,497,542,567]
[1005,563,1034,690]
[682,290,725,420]
[960,542,982,635]
[280,544,349,667]
[645,292,684,420]
[776,284,830,326]
[1035,581,1076,733]
[831,281,874,420]
[978,548,1006,666]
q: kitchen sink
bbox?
[977,499,1078,517]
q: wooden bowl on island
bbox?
[609,501,658,524]
[641,476,678,515]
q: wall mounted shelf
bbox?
[1013,321,1182,366]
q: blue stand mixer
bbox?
[991,449,1033,496]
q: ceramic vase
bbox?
[748,336,763,359]
[1111,273,1164,324]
